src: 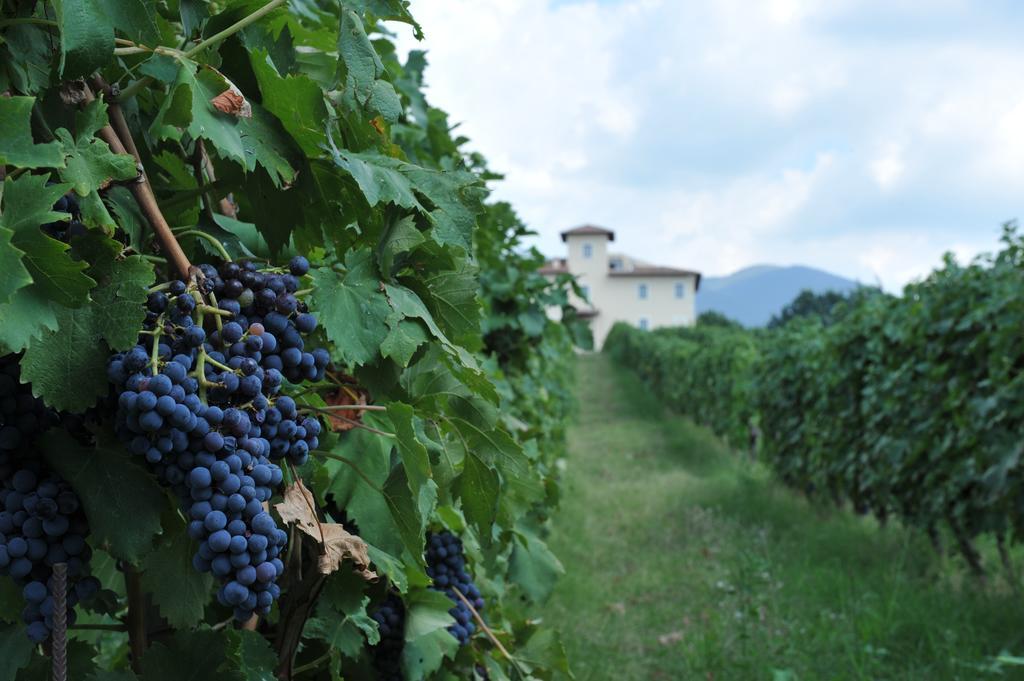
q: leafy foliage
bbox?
[0,2,583,679]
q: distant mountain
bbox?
[697,265,861,327]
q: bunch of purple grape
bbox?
[425,531,485,645]
[369,594,406,681]
[0,354,97,643]
[108,257,330,620]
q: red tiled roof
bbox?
[560,225,615,242]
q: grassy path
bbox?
[541,354,1024,680]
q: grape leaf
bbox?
[518,627,572,676]
[305,570,378,657]
[249,50,328,156]
[1,175,95,309]
[378,214,425,277]
[140,518,213,629]
[140,630,229,681]
[0,287,59,354]
[401,589,459,679]
[380,315,428,367]
[457,452,500,540]
[221,630,278,681]
[96,0,159,44]
[69,234,154,349]
[309,249,390,366]
[87,672,140,681]
[387,403,434,517]
[0,97,64,169]
[55,100,138,196]
[383,464,434,566]
[337,8,402,123]
[53,0,114,78]
[0,622,35,680]
[509,528,564,603]
[237,103,299,187]
[40,432,166,561]
[327,149,421,210]
[0,227,31,307]
[414,269,482,350]
[343,0,423,40]
[21,238,152,411]
[150,60,246,166]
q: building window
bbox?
[638,318,649,330]
[675,282,685,299]
[638,283,648,300]
[580,284,590,300]
[583,243,593,259]
[609,257,623,271]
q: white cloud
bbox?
[397,0,1018,290]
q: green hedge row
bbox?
[605,228,1024,562]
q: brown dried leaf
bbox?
[324,383,369,432]
[210,82,252,119]
[274,479,377,581]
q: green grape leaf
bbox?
[402,166,485,252]
[378,214,425,278]
[383,464,433,565]
[457,452,500,540]
[327,149,420,210]
[412,268,482,350]
[337,8,401,122]
[140,630,228,681]
[53,0,114,78]
[343,0,422,39]
[309,249,390,366]
[140,518,213,629]
[40,432,166,561]
[150,59,246,166]
[21,238,152,411]
[69,234,154,349]
[0,622,35,680]
[509,528,564,603]
[87,672,140,681]
[401,589,458,679]
[250,50,328,156]
[518,627,572,676]
[96,0,159,44]
[0,97,64,169]
[380,315,428,367]
[237,103,299,187]
[1,175,95,309]
[305,570,378,657]
[385,401,432,518]
[55,100,138,196]
[0,226,32,307]
[221,629,278,681]
[0,287,59,354]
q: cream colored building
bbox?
[541,225,701,347]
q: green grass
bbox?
[541,354,1024,681]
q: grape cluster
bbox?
[369,594,405,681]
[0,354,97,643]
[42,191,86,242]
[425,531,484,645]
[0,459,99,643]
[0,355,56,453]
[108,257,329,620]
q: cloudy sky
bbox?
[396,0,1024,290]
